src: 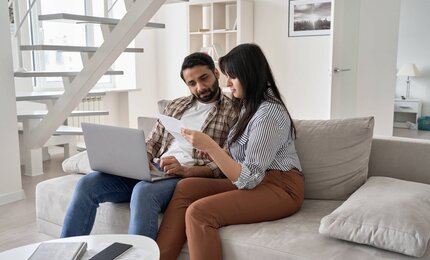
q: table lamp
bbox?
[397,64,420,99]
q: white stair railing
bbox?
[28,0,168,149]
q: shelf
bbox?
[190,31,212,35]
[188,0,253,57]
[213,29,237,34]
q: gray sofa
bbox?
[36,117,430,259]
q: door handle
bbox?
[333,67,351,73]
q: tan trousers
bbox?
[156,170,304,260]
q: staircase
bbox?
[11,0,188,175]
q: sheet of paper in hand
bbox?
[158,115,189,144]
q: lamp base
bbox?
[405,76,411,99]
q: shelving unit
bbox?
[188,0,253,89]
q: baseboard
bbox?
[0,189,26,206]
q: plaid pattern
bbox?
[146,94,237,177]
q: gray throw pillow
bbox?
[319,176,430,257]
[294,117,374,200]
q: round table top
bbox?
[0,234,159,260]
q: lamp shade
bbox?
[397,64,420,77]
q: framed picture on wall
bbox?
[288,0,332,37]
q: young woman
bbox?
[156,43,304,260]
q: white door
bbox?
[329,0,360,119]
[329,0,401,136]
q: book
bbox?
[28,242,87,260]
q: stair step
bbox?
[53,125,83,135]
[16,90,106,101]
[38,13,165,29]
[166,0,189,3]
[17,110,109,121]
[18,124,83,135]
[14,70,123,77]
[20,45,144,53]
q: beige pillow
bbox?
[294,117,374,200]
[319,177,430,257]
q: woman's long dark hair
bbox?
[219,43,296,144]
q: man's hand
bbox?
[160,156,191,177]
[149,159,158,171]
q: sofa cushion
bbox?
[62,151,93,174]
[36,174,132,237]
[319,176,430,257]
[294,117,374,200]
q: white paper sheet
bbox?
[158,115,189,144]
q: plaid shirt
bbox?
[146,93,237,177]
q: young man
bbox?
[60,53,237,240]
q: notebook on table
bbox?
[82,123,176,182]
[28,242,87,260]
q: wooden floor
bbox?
[0,150,68,252]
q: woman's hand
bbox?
[181,128,218,152]
[182,128,241,182]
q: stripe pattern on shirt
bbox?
[229,100,302,189]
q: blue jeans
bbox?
[60,171,180,240]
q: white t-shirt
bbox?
[161,101,215,165]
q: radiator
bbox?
[68,95,105,146]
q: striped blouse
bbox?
[228,94,302,189]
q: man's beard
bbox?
[195,79,220,103]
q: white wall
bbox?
[129,3,188,128]
[0,2,25,206]
[254,0,332,120]
[155,4,189,100]
[354,0,401,135]
[396,0,430,117]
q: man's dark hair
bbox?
[180,52,215,81]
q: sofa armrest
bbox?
[368,136,430,185]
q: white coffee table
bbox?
[0,234,159,260]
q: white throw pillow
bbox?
[62,151,93,174]
[319,176,430,257]
[294,117,374,200]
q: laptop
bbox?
[81,123,176,182]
